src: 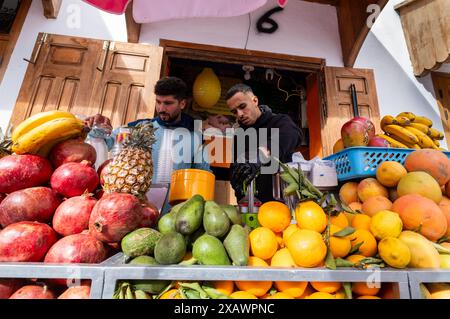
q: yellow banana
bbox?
[378,134,408,148]
[385,132,418,148]
[11,110,76,143]
[380,115,396,130]
[394,116,411,126]
[413,116,433,127]
[408,123,431,135]
[429,127,444,140]
[397,112,416,121]
[35,129,82,157]
[383,125,419,145]
[433,140,440,148]
[404,126,438,149]
[12,117,83,155]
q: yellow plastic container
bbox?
[168,169,215,205]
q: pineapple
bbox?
[103,122,156,199]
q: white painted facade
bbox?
[0,0,448,147]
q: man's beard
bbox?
[158,111,180,123]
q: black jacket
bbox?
[232,105,303,203]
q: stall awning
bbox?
[395,0,450,77]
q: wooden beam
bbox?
[337,0,388,67]
[126,1,141,43]
[42,0,62,19]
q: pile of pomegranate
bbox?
[0,139,159,299]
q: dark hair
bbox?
[154,76,188,100]
[225,83,254,100]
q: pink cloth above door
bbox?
[82,0,131,14]
[133,0,268,23]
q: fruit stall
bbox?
[0,110,450,299]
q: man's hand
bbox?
[230,162,261,198]
[84,114,112,132]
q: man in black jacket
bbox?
[226,83,303,203]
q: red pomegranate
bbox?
[0,154,53,193]
[352,116,376,138]
[58,284,91,299]
[95,189,104,200]
[49,139,97,168]
[9,285,55,299]
[0,279,23,299]
[88,193,143,243]
[50,161,99,198]
[44,233,108,264]
[139,201,159,228]
[0,222,57,262]
[368,136,390,147]
[52,194,97,237]
[0,194,5,205]
[0,187,61,227]
[341,117,376,148]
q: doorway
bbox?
[432,72,450,146]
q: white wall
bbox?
[139,0,342,64]
[355,0,448,148]
[0,0,127,131]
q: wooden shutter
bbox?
[321,66,381,156]
[10,33,104,127]
[9,34,163,129]
[88,41,163,128]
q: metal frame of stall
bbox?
[101,254,411,299]
[408,270,450,299]
[0,263,105,299]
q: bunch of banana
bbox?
[379,112,445,150]
[113,282,152,299]
[11,110,85,156]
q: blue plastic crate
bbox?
[324,147,450,182]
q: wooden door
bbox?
[10,33,104,127]
[10,34,163,129]
[432,72,450,145]
[321,66,381,156]
[0,0,31,84]
[89,41,163,128]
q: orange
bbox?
[357,295,381,299]
[310,282,342,294]
[329,225,352,258]
[348,229,378,257]
[275,281,308,298]
[376,161,407,188]
[275,232,284,248]
[230,291,258,299]
[258,201,292,232]
[286,229,327,267]
[346,254,366,265]
[249,227,278,260]
[159,289,182,299]
[306,292,335,299]
[235,257,273,297]
[265,292,294,299]
[345,202,362,224]
[212,281,234,296]
[330,213,349,228]
[339,182,359,205]
[352,282,381,296]
[296,283,315,299]
[282,224,299,245]
[295,201,327,233]
[270,248,296,268]
[351,214,372,231]
[334,289,346,299]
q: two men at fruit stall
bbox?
[85,78,302,210]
